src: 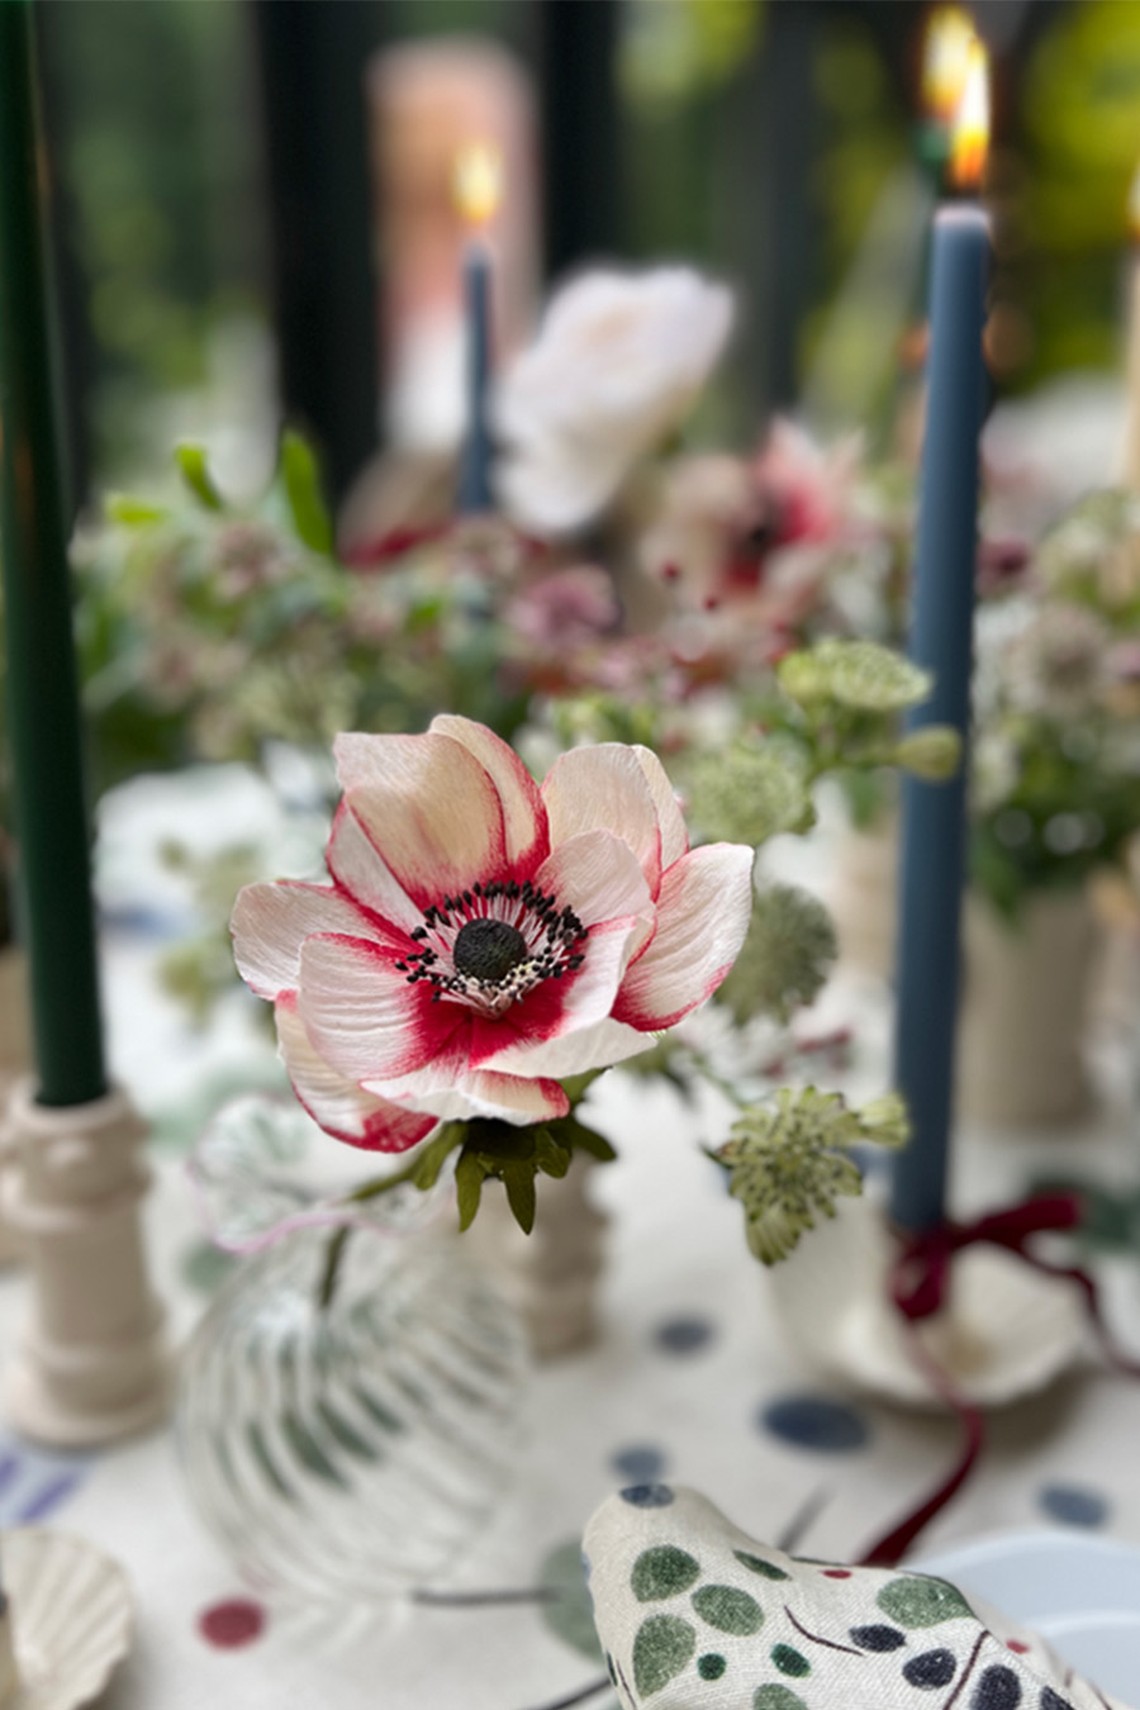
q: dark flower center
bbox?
[396,878,588,1016]
[452,918,530,984]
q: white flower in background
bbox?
[495,267,734,535]
[1006,602,1111,718]
[971,728,1020,814]
[972,594,1036,722]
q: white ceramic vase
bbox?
[956,888,1098,1128]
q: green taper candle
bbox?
[0,0,106,1106]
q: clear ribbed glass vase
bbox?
[176,1206,530,1614]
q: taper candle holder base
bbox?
[768,1189,1086,1410]
[1,1080,168,1448]
[468,1150,607,1359]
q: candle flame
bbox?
[947,38,990,194]
[1128,163,1140,243]
[453,143,502,230]
[922,6,978,126]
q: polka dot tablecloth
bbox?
[1,843,1139,1707]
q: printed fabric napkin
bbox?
[584,1484,1132,1710]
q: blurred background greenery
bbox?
[36,0,1140,501]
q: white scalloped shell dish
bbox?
[767,1191,1087,1409]
[4,1527,133,1709]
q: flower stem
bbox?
[316,1163,420,1312]
[317,1226,350,1312]
[317,1124,466,1312]
[681,1046,748,1111]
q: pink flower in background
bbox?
[744,420,853,565]
[641,422,859,611]
[506,565,621,651]
[976,534,1031,599]
[232,717,753,1152]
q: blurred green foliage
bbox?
[1019,0,1140,384]
[28,0,1140,506]
[48,0,264,478]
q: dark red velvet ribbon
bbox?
[859,1190,1140,1568]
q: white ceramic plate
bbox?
[918,1530,1140,1705]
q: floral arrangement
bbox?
[970,490,1140,916]
[72,435,543,788]
[227,705,947,1276]
[53,260,995,1275]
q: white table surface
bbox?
[1,769,1139,1710]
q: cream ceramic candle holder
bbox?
[469,1149,608,1359]
[1,1078,168,1447]
[0,949,33,1270]
[0,1105,27,1271]
[767,1190,1087,1410]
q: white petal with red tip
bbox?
[430,714,548,875]
[541,745,663,892]
[231,882,374,1001]
[633,745,688,868]
[614,843,754,1030]
[276,999,436,1153]
[298,933,459,1083]
[333,731,506,904]
[483,1014,652,1081]
[394,1070,569,1126]
[534,829,653,929]
[325,802,423,935]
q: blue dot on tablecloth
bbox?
[620,1483,675,1508]
[611,1445,667,1483]
[759,1394,870,1453]
[1038,1482,1110,1529]
[655,1316,715,1356]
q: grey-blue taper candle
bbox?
[889,204,989,1235]
[458,240,493,514]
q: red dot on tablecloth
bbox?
[198,1598,266,1649]
[823,1569,852,1579]
[1007,1640,1029,1654]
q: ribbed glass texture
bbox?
[177,1218,529,1612]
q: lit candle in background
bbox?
[454,142,502,515]
[945,38,989,196]
[0,0,108,1109]
[1120,166,1140,491]
[919,6,978,194]
[890,44,992,1236]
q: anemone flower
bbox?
[232,716,754,1152]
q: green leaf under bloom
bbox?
[554,1113,618,1163]
[455,1148,487,1232]
[451,1119,579,1235]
